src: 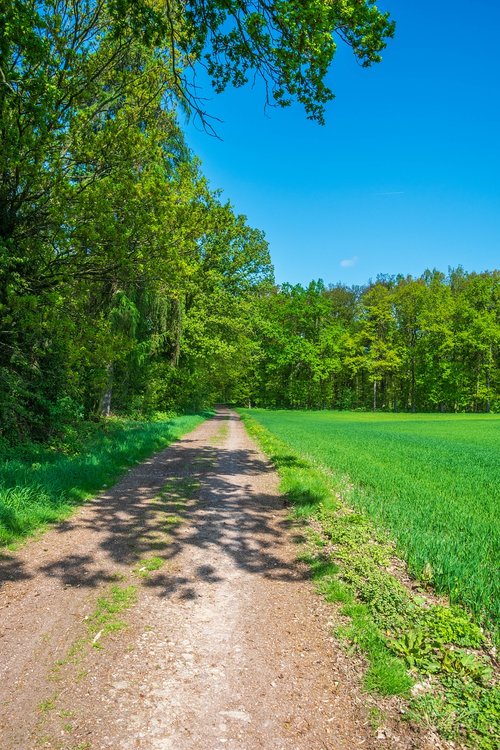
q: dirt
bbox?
[0,410,440,750]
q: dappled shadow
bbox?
[0,552,33,585]
[1,409,310,599]
[38,553,118,588]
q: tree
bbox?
[0,1,278,437]
[104,0,395,126]
[449,269,500,412]
[355,280,401,410]
[1,2,395,138]
[392,277,427,411]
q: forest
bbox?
[247,271,500,414]
[1,1,498,449]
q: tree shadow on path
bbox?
[0,412,309,599]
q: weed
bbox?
[38,693,58,713]
[87,585,137,644]
[367,705,386,730]
[134,557,164,577]
[410,681,500,750]
[35,735,52,747]
[110,571,126,582]
[163,514,183,526]
[58,709,74,719]
[50,637,86,680]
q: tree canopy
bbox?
[244,271,500,413]
[2,1,395,129]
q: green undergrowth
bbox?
[0,414,205,546]
[240,412,500,750]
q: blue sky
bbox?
[183,1,500,287]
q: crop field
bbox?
[241,410,500,633]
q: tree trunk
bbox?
[170,298,183,367]
[411,355,416,412]
[101,363,114,417]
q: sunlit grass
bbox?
[241,412,500,748]
[240,410,500,634]
[0,415,204,546]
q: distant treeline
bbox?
[247,271,500,413]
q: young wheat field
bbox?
[242,410,500,633]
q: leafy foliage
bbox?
[2,2,497,445]
[0,0,276,441]
[180,0,395,124]
[240,272,500,413]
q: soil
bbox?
[0,410,442,750]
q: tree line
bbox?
[0,0,277,442]
[243,271,500,413]
[0,0,396,444]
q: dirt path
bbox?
[0,410,418,750]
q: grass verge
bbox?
[239,411,500,750]
[0,414,206,546]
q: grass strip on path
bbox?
[0,414,206,546]
[239,411,500,750]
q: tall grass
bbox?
[241,410,500,633]
[0,415,205,546]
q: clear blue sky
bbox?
[184,1,500,287]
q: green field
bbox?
[241,410,500,632]
[0,414,205,547]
